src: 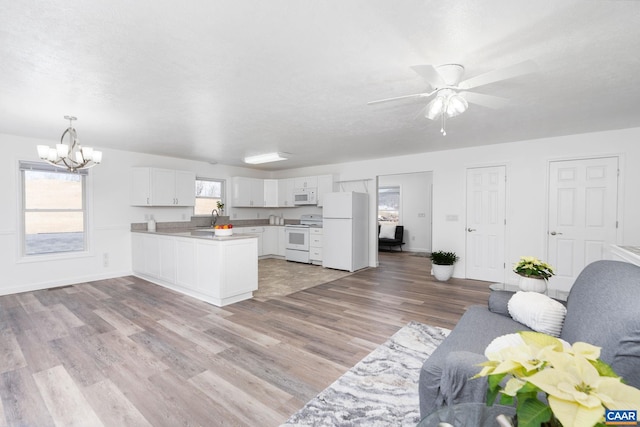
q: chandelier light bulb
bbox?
[36,116,103,172]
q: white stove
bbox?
[285,214,322,263]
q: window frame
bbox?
[194,177,226,217]
[18,161,92,261]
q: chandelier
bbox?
[37,116,102,172]
[424,88,469,136]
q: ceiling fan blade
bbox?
[457,60,538,90]
[461,92,510,109]
[367,92,433,105]
[410,65,446,88]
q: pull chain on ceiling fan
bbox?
[368,60,538,135]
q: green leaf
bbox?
[516,398,553,427]
[499,393,514,405]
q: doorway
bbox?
[547,157,619,290]
[465,166,507,282]
[377,172,433,253]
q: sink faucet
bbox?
[211,209,219,227]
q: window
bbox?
[20,161,87,256]
[194,178,225,216]
[378,186,400,224]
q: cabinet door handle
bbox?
[147,197,149,205]
[549,231,563,236]
[467,228,476,232]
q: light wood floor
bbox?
[0,252,491,426]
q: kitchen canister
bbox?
[147,219,156,232]
[269,215,275,225]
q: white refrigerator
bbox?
[322,191,369,272]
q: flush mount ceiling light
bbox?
[243,152,289,164]
[37,116,103,172]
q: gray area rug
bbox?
[282,321,450,426]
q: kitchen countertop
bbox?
[131,228,258,241]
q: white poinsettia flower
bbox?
[527,354,640,427]
[570,342,601,361]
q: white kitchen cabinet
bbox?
[277,226,286,256]
[231,177,265,207]
[277,178,295,207]
[316,174,335,207]
[130,167,196,206]
[158,235,177,283]
[309,227,323,265]
[264,179,279,207]
[234,227,264,256]
[294,176,318,189]
[132,232,258,307]
[262,227,278,256]
[175,238,197,289]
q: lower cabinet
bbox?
[309,228,323,265]
[132,232,258,306]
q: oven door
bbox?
[285,227,309,251]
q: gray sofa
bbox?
[418,260,640,418]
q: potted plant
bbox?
[430,251,459,281]
[514,256,554,293]
[216,200,225,215]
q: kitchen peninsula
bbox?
[131,229,258,307]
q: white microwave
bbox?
[293,187,317,205]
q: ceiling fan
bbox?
[368,60,538,135]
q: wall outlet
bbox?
[412,236,415,241]
[182,213,186,220]
[418,212,426,218]
[103,253,109,267]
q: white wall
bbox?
[274,127,640,294]
[0,133,266,294]
[378,172,433,252]
[2,126,640,296]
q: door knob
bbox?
[549,231,563,236]
[467,228,476,232]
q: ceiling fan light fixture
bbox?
[243,152,289,164]
[446,94,468,118]
[425,96,445,120]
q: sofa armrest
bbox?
[488,290,516,317]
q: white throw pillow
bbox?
[379,224,397,239]
[485,332,570,358]
[507,291,567,337]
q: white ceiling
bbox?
[2,1,640,171]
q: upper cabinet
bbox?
[131,167,196,206]
[316,174,335,207]
[231,177,265,207]
[264,179,279,207]
[277,178,295,207]
[294,176,317,189]
[231,175,335,208]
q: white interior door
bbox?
[465,166,506,282]
[547,157,619,290]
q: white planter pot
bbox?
[432,264,454,282]
[518,276,547,293]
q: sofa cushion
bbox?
[418,305,533,417]
[508,292,567,337]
